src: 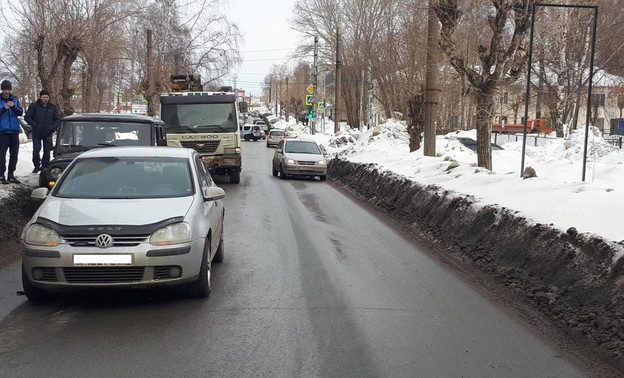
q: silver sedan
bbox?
[272,139,327,181]
[21,146,225,301]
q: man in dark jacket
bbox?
[25,89,61,173]
[0,80,23,184]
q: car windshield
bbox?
[284,141,321,154]
[161,103,238,133]
[58,121,154,147]
[54,157,193,199]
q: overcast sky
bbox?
[224,0,304,96]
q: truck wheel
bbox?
[229,169,241,184]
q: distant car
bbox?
[272,139,327,181]
[21,146,226,301]
[18,116,32,139]
[253,120,269,135]
[266,129,286,148]
[240,124,264,141]
[456,137,503,151]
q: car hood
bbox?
[37,196,194,226]
[284,153,325,162]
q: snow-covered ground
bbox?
[4,118,623,245]
[277,118,624,244]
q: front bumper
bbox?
[21,238,205,290]
[201,154,241,169]
[283,164,327,177]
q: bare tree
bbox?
[435,0,532,170]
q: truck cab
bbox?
[39,113,167,188]
[159,79,243,183]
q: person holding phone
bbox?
[0,80,23,184]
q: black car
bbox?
[456,137,503,151]
[39,113,167,188]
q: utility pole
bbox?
[311,36,318,135]
[423,2,440,156]
[285,77,289,122]
[146,29,155,117]
[334,26,342,134]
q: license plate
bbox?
[73,254,133,266]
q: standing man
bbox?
[25,89,61,173]
[0,80,23,184]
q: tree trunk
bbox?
[474,92,494,170]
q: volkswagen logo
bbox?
[95,234,113,248]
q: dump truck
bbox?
[160,74,244,183]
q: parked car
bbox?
[39,113,167,189]
[18,116,32,139]
[253,120,269,136]
[266,129,286,148]
[240,124,264,141]
[21,146,226,301]
[456,137,503,151]
[272,138,327,181]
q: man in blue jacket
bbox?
[0,80,23,184]
[25,89,61,173]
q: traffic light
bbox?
[308,107,314,119]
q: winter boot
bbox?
[7,175,20,184]
[0,176,7,185]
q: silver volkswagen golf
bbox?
[21,146,225,301]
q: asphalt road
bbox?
[0,140,588,377]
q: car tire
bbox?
[279,165,287,180]
[38,171,47,188]
[253,137,258,141]
[186,241,211,298]
[229,169,241,184]
[244,135,251,141]
[213,235,224,263]
[319,175,327,181]
[22,264,50,302]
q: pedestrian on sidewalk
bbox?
[0,80,23,184]
[25,89,61,173]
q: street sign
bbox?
[307,84,314,94]
[305,94,314,106]
[318,101,325,111]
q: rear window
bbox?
[270,130,284,136]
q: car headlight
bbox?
[285,158,296,165]
[50,167,63,179]
[316,160,326,165]
[24,223,61,247]
[150,222,192,246]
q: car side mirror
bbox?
[203,186,225,201]
[31,187,49,203]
